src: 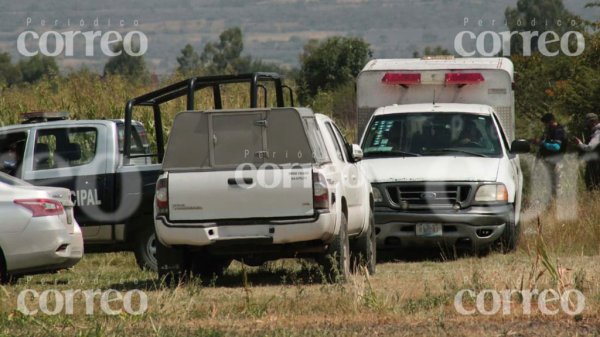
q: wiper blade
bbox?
[364,150,421,157]
[426,148,488,158]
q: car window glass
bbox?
[362,113,503,158]
[34,127,98,170]
[118,124,148,155]
[303,117,330,164]
[0,131,28,177]
[492,114,510,151]
[331,123,351,161]
[325,122,345,162]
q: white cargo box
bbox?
[357,57,515,141]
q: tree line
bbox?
[0,0,598,140]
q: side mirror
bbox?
[510,139,530,154]
[351,144,363,162]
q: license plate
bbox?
[416,223,443,237]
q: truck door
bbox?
[492,113,521,212]
[322,120,365,234]
[21,124,112,226]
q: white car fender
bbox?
[496,157,518,203]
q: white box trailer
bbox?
[357,57,515,141]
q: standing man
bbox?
[574,113,600,190]
[537,113,567,198]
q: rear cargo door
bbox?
[164,109,315,222]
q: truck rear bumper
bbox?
[155,212,336,247]
[374,205,512,249]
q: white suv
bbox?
[154,107,374,282]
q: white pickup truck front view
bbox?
[154,107,375,282]
[357,57,531,253]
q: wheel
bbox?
[319,213,350,283]
[351,211,376,275]
[0,249,8,285]
[134,225,158,271]
[497,206,519,253]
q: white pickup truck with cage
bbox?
[154,107,375,282]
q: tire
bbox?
[133,225,158,271]
[351,211,376,275]
[0,249,7,285]
[319,213,351,283]
[498,206,519,253]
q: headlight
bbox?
[372,186,384,203]
[474,184,508,203]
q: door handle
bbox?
[228,177,253,185]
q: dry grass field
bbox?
[1,75,599,336]
[0,201,599,337]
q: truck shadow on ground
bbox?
[376,247,487,263]
[108,268,336,290]
[109,260,386,290]
[108,249,491,290]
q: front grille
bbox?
[386,184,472,209]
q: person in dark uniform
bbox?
[536,113,567,198]
[2,140,25,177]
[574,113,600,190]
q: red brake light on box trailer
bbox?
[381,73,421,85]
[444,73,484,85]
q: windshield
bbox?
[362,113,503,158]
[0,171,31,186]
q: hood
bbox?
[359,156,500,183]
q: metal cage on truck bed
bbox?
[123,72,294,164]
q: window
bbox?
[325,122,345,161]
[303,118,330,164]
[34,127,98,170]
[362,113,503,158]
[0,131,28,177]
[492,114,510,152]
[117,123,150,155]
[331,123,351,161]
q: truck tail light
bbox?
[156,177,169,215]
[14,199,64,217]
[445,72,484,85]
[382,73,421,85]
[313,172,329,211]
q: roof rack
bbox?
[21,111,69,124]
[123,72,294,164]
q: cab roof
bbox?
[361,57,514,82]
[373,103,495,116]
[0,119,142,133]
